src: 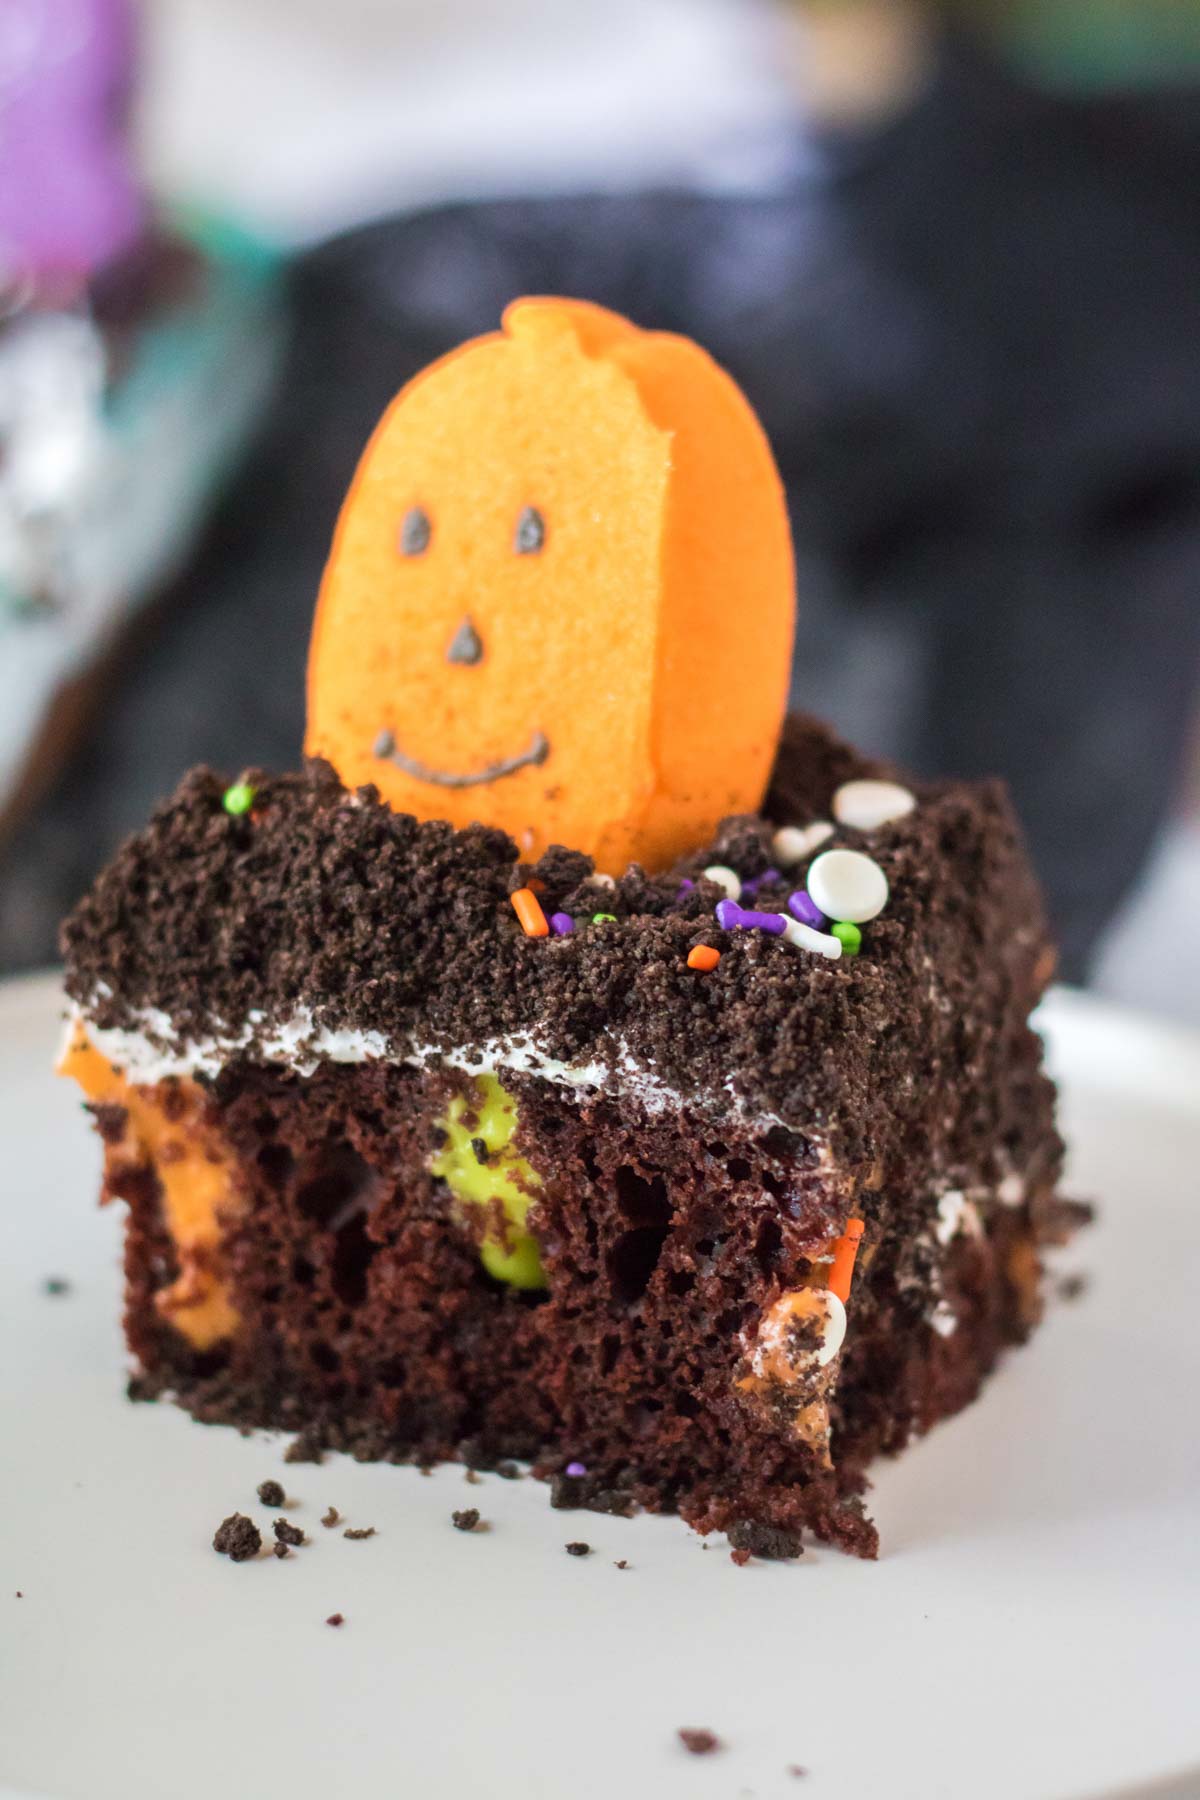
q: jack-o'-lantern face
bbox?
[306,297,794,872]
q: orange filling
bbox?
[58,1025,240,1349]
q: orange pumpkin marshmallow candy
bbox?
[306,296,795,872]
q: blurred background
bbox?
[2,0,1199,1016]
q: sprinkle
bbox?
[549,912,575,936]
[740,867,781,897]
[222,781,255,817]
[715,899,786,935]
[832,778,915,832]
[565,1460,588,1477]
[780,917,842,959]
[687,945,721,972]
[831,920,862,956]
[675,878,695,900]
[511,887,549,937]
[592,912,617,924]
[772,821,833,866]
[591,872,616,889]
[828,1217,865,1305]
[807,848,888,924]
[702,864,741,900]
[787,890,826,929]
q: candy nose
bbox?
[446,616,483,666]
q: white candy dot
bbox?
[807,848,889,924]
[780,916,842,959]
[832,779,915,832]
[771,821,833,867]
[702,864,741,900]
[817,1291,848,1366]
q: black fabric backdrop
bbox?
[4,37,1198,981]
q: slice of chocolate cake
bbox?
[59,715,1067,1557]
[56,298,1079,1555]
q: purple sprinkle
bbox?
[549,912,575,936]
[740,908,787,935]
[716,898,787,936]
[788,891,826,929]
[565,1461,587,1478]
[741,867,781,897]
[675,878,695,900]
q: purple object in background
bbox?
[549,911,575,937]
[0,0,144,286]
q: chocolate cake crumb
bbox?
[1057,1273,1089,1302]
[464,1468,480,1485]
[787,1766,808,1779]
[343,1527,376,1540]
[273,1518,305,1547]
[564,1541,590,1557]
[678,1729,721,1756]
[213,1514,261,1561]
[42,1277,71,1296]
[614,1559,629,1570]
[256,1479,285,1508]
[284,1432,323,1465]
[549,1472,635,1516]
[727,1520,804,1561]
[495,1461,521,1480]
[325,1612,344,1627]
[470,1137,489,1166]
[320,1506,340,1528]
[451,1508,480,1532]
[273,1541,290,1559]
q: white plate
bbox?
[2,972,1198,1800]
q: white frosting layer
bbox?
[65,999,796,1131]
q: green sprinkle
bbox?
[592,912,617,924]
[831,920,862,956]
[222,781,256,817]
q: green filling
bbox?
[430,1073,546,1290]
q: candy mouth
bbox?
[372,728,549,789]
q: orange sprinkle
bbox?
[827,1217,865,1305]
[511,886,549,938]
[686,944,721,972]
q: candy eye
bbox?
[399,506,431,556]
[514,506,545,554]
